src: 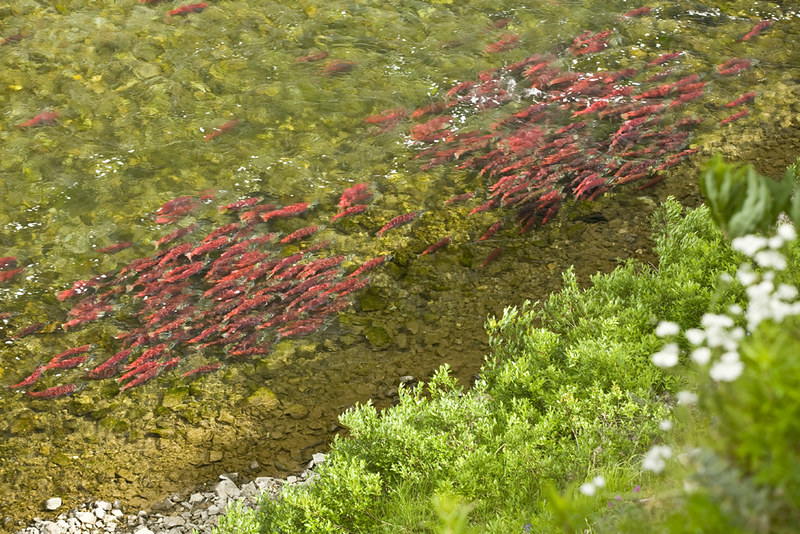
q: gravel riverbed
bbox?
[16,453,327,534]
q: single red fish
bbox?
[478,220,503,241]
[162,261,204,283]
[485,34,520,54]
[168,2,207,16]
[717,58,751,76]
[219,197,260,212]
[321,59,357,76]
[725,92,756,108]
[349,255,392,278]
[739,20,774,41]
[0,267,24,283]
[11,322,46,339]
[182,363,222,378]
[365,109,407,126]
[86,349,133,379]
[187,236,228,260]
[47,345,91,369]
[331,204,369,221]
[411,102,447,120]
[480,247,503,268]
[296,51,328,63]
[9,366,44,388]
[260,202,309,222]
[204,119,239,141]
[120,365,161,391]
[410,116,452,142]
[0,33,27,46]
[158,242,194,267]
[156,223,198,248]
[421,236,452,255]
[720,109,749,124]
[377,211,423,237]
[16,111,59,128]
[280,225,321,244]
[445,191,477,205]
[187,324,221,344]
[119,359,163,383]
[125,343,167,370]
[97,242,133,254]
[669,89,704,108]
[338,184,372,209]
[622,6,652,17]
[47,355,88,370]
[27,384,77,399]
[648,52,683,67]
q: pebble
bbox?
[17,451,327,534]
[44,498,62,512]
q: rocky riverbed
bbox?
[15,453,327,534]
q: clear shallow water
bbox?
[1,0,800,524]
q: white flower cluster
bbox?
[643,222,799,474]
[578,475,606,496]
[642,444,673,473]
[652,222,800,383]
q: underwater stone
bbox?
[284,403,309,419]
[246,387,279,409]
[357,289,387,312]
[44,497,62,511]
[364,325,393,349]
[161,387,188,409]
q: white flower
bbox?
[768,235,785,250]
[579,482,596,496]
[719,273,733,284]
[655,321,680,337]
[728,304,742,315]
[775,284,798,301]
[709,359,744,382]
[777,223,796,242]
[642,445,672,473]
[690,347,711,365]
[754,250,787,270]
[659,420,673,431]
[651,343,680,368]
[592,476,606,488]
[736,265,759,287]
[731,235,767,257]
[684,328,705,345]
[676,390,697,405]
[701,313,734,329]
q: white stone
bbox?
[134,527,154,534]
[240,481,258,499]
[55,520,69,531]
[163,515,186,528]
[206,505,220,516]
[95,501,112,511]
[44,498,62,511]
[286,476,297,484]
[189,492,204,504]
[111,509,124,518]
[40,521,62,534]
[75,511,97,525]
[312,452,326,465]
[94,507,106,519]
[215,478,239,503]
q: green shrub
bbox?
[236,196,783,533]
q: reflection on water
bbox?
[1,0,800,524]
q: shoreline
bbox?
[15,453,327,534]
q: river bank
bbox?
[14,453,327,534]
